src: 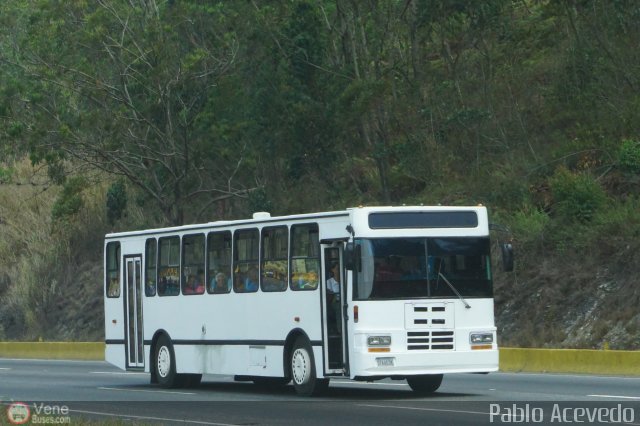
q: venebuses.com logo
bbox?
[6,402,71,424]
[6,402,31,425]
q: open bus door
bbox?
[123,255,145,370]
[321,245,347,375]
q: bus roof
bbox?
[105,209,350,240]
[104,205,487,240]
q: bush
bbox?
[572,196,640,252]
[106,180,127,225]
[618,139,640,175]
[549,167,607,223]
[51,176,87,222]
[510,207,549,246]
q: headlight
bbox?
[367,335,392,346]
[470,332,493,344]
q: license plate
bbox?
[376,357,395,367]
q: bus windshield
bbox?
[354,237,492,300]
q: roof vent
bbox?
[253,212,271,220]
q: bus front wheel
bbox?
[290,337,328,396]
[155,335,182,388]
[406,374,443,394]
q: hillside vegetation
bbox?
[0,1,639,348]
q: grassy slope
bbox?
[1,163,638,348]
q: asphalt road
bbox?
[1,359,640,425]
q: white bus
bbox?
[104,205,513,396]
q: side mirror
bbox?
[344,242,361,271]
[501,242,514,272]
[344,242,355,270]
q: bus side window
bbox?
[290,224,319,291]
[106,242,120,298]
[145,238,157,297]
[182,234,205,295]
[233,228,259,293]
[261,227,288,292]
[158,236,180,296]
[207,231,232,294]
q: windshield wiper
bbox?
[438,272,471,309]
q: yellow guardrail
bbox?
[0,343,638,375]
[500,347,640,375]
[0,342,104,361]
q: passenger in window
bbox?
[213,272,230,293]
[244,266,259,292]
[326,262,341,333]
[306,270,319,289]
[234,270,245,292]
[183,273,204,295]
[145,278,156,296]
[108,277,119,297]
[183,275,195,294]
[194,269,205,293]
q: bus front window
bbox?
[354,237,493,300]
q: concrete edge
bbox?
[0,343,638,375]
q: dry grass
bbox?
[0,158,109,341]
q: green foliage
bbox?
[549,168,607,223]
[106,180,127,226]
[0,166,13,183]
[618,139,640,175]
[510,207,550,246]
[51,176,87,222]
[574,196,640,249]
[248,188,273,214]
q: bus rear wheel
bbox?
[155,334,183,388]
[406,374,443,394]
[290,337,328,396]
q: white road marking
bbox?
[588,394,640,400]
[358,403,487,416]
[69,408,234,426]
[0,368,11,370]
[98,386,196,395]
[91,371,148,375]
[331,380,408,387]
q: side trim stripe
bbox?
[139,339,323,347]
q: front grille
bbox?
[407,331,455,350]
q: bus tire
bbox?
[154,334,182,388]
[290,337,328,396]
[406,374,443,394]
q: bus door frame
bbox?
[320,241,348,376]
[123,254,145,370]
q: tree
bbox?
[2,1,256,225]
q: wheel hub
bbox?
[157,346,171,378]
[292,348,310,385]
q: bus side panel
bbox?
[146,282,325,377]
[104,238,145,370]
[104,240,125,370]
[105,344,126,370]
